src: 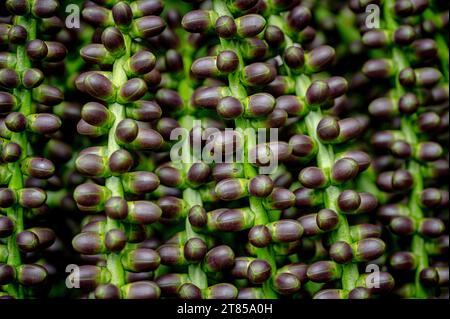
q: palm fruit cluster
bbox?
[349,0,449,298]
[0,0,448,299]
[0,0,71,298]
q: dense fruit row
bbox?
[0,0,448,299]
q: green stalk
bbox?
[383,0,428,298]
[331,7,361,45]
[102,35,134,289]
[434,34,449,81]
[179,115,208,290]
[270,12,360,292]
[4,15,38,299]
[300,77,359,292]
[176,20,209,289]
[213,0,278,299]
[184,189,209,289]
[423,9,449,81]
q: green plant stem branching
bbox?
[5,15,38,299]
[213,0,278,299]
[269,14,360,293]
[423,10,449,81]
[103,34,133,289]
[176,17,209,290]
[384,0,428,298]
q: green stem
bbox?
[301,81,359,292]
[237,118,279,299]
[384,0,428,298]
[184,188,208,290]
[423,9,449,81]
[334,7,361,45]
[434,34,449,81]
[179,115,209,290]
[272,11,361,292]
[176,23,209,290]
[102,35,133,289]
[213,0,278,299]
[5,15,38,299]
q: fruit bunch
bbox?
[0,0,68,298]
[0,0,448,299]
